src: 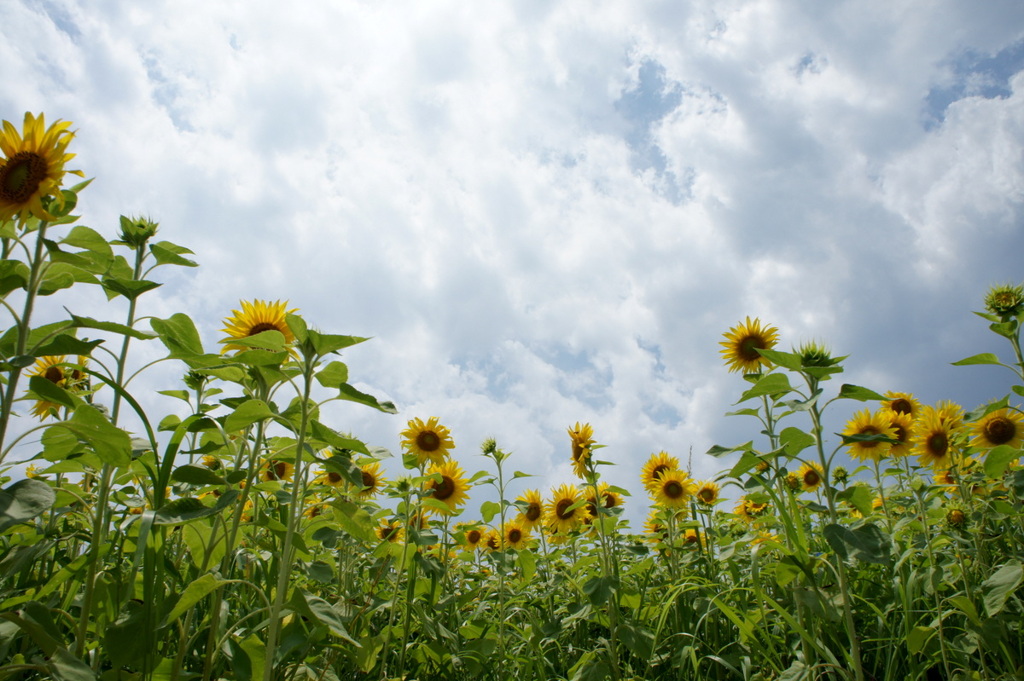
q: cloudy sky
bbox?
[3,0,1024,527]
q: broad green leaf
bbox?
[314,360,349,388]
[103,600,149,667]
[707,441,753,458]
[150,241,198,267]
[309,420,371,456]
[308,329,369,356]
[28,374,77,410]
[982,561,1023,616]
[836,485,873,518]
[0,259,29,295]
[161,574,228,626]
[45,647,96,681]
[171,464,226,486]
[224,399,275,432]
[837,384,886,401]
[150,313,205,357]
[984,445,1022,479]
[0,479,57,533]
[290,589,358,644]
[780,427,815,457]
[152,489,239,526]
[822,522,891,565]
[582,575,618,606]
[100,276,161,301]
[219,329,285,352]
[738,372,792,402]
[905,625,935,655]
[61,225,113,258]
[756,348,804,370]
[952,353,1003,367]
[32,334,102,357]
[60,405,132,468]
[68,314,155,340]
[336,383,397,413]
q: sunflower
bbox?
[785,472,802,491]
[971,408,1024,450]
[0,112,81,223]
[735,497,769,523]
[26,355,89,420]
[585,482,623,519]
[357,461,386,498]
[984,283,1024,318]
[652,469,695,509]
[503,522,531,550]
[546,484,590,534]
[201,455,222,470]
[913,405,963,469]
[484,530,502,552]
[515,489,545,529]
[220,300,298,354]
[315,468,347,489]
[261,460,294,482]
[424,459,470,515]
[886,410,915,457]
[695,480,720,506]
[304,504,326,519]
[683,528,702,545]
[933,469,956,487]
[842,409,896,462]
[641,451,679,492]
[376,520,404,543]
[720,317,780,374]
[944,503,968,530]
[882,391,921,420]
[400,416,455,466]
[567,422,595,479]
[643,509,668,545]
[457,524,485,551]
[797,462,824,492]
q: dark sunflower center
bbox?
[947,509,965,526]
[247,322,280,336]
[738,335,765,361]
[325,471,342,484]
[685,532,699,544]
[0,151,48,203]
[487,535,499,550]
[467,529,481,544]
[43,366,65,384]
[525,503,542,521]
[433,475,455,501]
[698,488,715,503]
[555,498,575,520]
[984,417,1016,445]
[381,525,398,540]
[272,461,288,479]
[890,398,912,415]
[359,470,373,487]
[927,432,948,456]
[893,425,908,444]
[859,426,881,448]
[572,443,587,461]
[508,528,522,543]
[663,481,684,499]
[604,494,617,509]
[803,469,820,487]
[651,464,670,480]
[416,431,441,452]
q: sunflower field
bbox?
[1,112,1023,681]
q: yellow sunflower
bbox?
[0,112,81,223]
[971,408,1024,450]
[933,469,956,487]
[842,409,896,462]
[376,520,404,543]
[400,416,455,466]
[641,451,679,492]
[26,355,89,420]
[515,489,545,529]
[735,497,770,523]
[797,462,824,492]
[694,480,720,506]
[545,484,591,534]
[913,404,963,469]
[720,316,780,374]
[643,509,668,545]
[357,461,386,498]
[315,468,347,489]
[585,482,623,519]
[567,422,595,479]
[424,459,470,515]
[882,391,921,420]
[457,523,485,551]
[261,460,294,482]
[683,528,702,545]
[503,521,531,550]
[484,530,502,552]
[652,469,696,509]
[886,410,915,458]
[220,299,298,354]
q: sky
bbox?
[2,0,1024,528]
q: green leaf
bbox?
[60,405,132,468]
[837,384,886,401]
[37,265,79,295]
[101,276,162,301]
[822,522,891,565]
[984,445,1022,479]
[836,485,873,517]
[0,259,29,295]
[780,427,815,457]
[171,464,226,486]
[905,625,935,656]
[68,314,155,340]
[149,241,198,267]
[737,372,792,402]
[308,329,369,356]
[289,589,358,644]
[309,421,371,456]
[45,647,96,681]
[161,573,228,626]
[336,383,397,414]
[61,225,113,258]
[952,353,1003,367]
[103,600,150,667]
[150,313,205,358]
[219,329,285,352]
[32,334,103,357]
[0,479,56,533]
[707,441,753,458]
[480,500,501,523]
[982,561,1023,616]
[314,361,349,388]
[152,489,239,526]
[756,348,804,371]
[224,399,276,432]
[582,575,618,606]
[28,374,77,410]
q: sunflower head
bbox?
[400,416,455,466]
[503,521,530,550]
[641,451,679,491]
[971,408,1024,450]
[785,472,802,491]
[795,340,838,369]
[0,112,82,223]
[221,299,298,355]
[885,410,916,458]
[515,489,545,529]
[546,484,590,534]
[797,462,824,492]
[118,215,160,250]
[984,283,1024,318]
[261,459,294,482]
[376,520,404,543]
[720,317,780,374]
[643,509,668,545]
[457,523,485,551]
[567,422,595,479]
[652,469,696,509]
[316,468,347,489]
[914,404,965,469]
[943,501,969,530]
[424,459,470,515]
[695,480,720,506]
[26,355,89,420]
[735,496,770,523]
[832,466,849,485]
[882,391,921,420]
[842,409,896,462]
[357,461,386,498]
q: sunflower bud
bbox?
[984,283,1024,318]
[832,466,849,485]
[118,215,159,249]
[796,340,838,368]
